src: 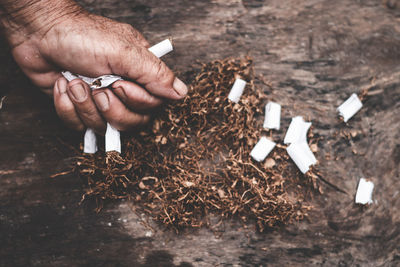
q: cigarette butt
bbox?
[337,93,363,122]
[284,116,311,144]
[0,96,6,110]
[148,39,174,58]
[263,102,281,130]
[228,78,247,103]
[83,128,98,154]
[250,136,276,162]
[286,142,317,174]
[355,178,374,205]
[105,123,121,153]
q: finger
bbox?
[53,77,85,131]
[28,70,63,93]
[66,79,106,135]
[111,45,188,100]
[111,80,163,111]
[92,89,150,131]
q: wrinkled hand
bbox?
[4,3,187,134]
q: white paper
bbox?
[83,128,98,154]
[263,102,281,130]
[77,75,97,86]
[355,178,374,205]
[148,39,173,58]
[286,142,317,174]
[250,137,276,162]
[284,116,311,144]
[88,75,122,90]
[105,123,121,153]
[337,93,363,122]
[61,71,79,82]
[228,78,246,103]
[61,72,122,90]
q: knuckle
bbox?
[121,23,133,31]
[121,23,148,46]
[151,60,172,83]
[136,88,152,103]
[119,23,136,37]
[78,106,97,119]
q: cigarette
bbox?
[263,102,281,130]
[228,78,247,103]
[250,136,276,162]
[286,142,317,174]
[0,96,6,110]
[61,39,174,154]
[62,71,123,89]
[355,178,374,205]
[83,128,98,154]
[105,123,121,153]
[337,93,363,122]
[284,116,311,144]
[148,39,173,58]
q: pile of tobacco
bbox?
[75,58,316,231]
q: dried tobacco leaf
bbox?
[76,57,314,231]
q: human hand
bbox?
[1,0,188,134]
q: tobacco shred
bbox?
[76,57,315,231]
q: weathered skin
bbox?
[0,0,399,266]
[0,0,188,134]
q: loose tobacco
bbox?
[76,57,314,231]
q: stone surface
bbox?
[1,0,399,266]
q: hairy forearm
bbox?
[0,0,83,46]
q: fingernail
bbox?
[69,83,87,102]
[173,77,188,97]
[94,92,110,111]
[56,78,67,94]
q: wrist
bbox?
[0,0,83,47]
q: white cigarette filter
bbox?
[148,39,174,58]
[286,142,317,174]
[337,93,363,123]
[250,137,276,162]
[228,78,247,103]
[83,128,98,154]
[284,116,311,144]
[61,39,174,154]
[263,102,281,130]
[105,123,121,153]
[355,178,374,205]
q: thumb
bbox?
[111,45,188,100]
